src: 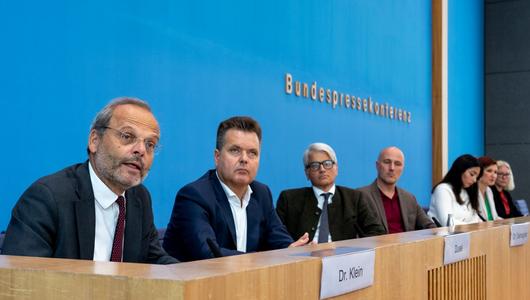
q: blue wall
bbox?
[1,1,444,230]
[448,0,484,162]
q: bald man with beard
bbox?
[358,146,436,234]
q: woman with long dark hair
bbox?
[428,154,482,226]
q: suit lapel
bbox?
[327,188,342,240]
[245,194,260,251]
[123,189,142,262]
[301,189,319,240]
[210,171,237,247]
[327,188,341,222]
[370,181,389,232]
[74,162,96,260]
[396,188,410,231]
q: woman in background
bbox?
[492,160,522,218]
[477,156,502,221]
[428,154,482,226]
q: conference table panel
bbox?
[0,217,528,299]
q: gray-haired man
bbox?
[276,143,385,243]
[3,97,177,264]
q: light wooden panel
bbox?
[432,0,446,186]
[428,255,486,300]
[1,217,529,299]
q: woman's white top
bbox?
[478,186,502,221]
[428,183,482,226]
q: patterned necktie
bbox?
[318,193,332,244]
[110,196,126,262]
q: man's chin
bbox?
[383,178,397,185]
[116,173,144,189]
[234,177,252,186]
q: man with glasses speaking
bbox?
[276,143,385,243]
[3,97,177,264]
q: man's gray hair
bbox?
[302,142,338,167]
[497,160,515,191]
[90,97,151,135]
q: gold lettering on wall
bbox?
[284,72,412,124]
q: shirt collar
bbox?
[312,184,336,199]
[89,161,125,209]
[216,171,253,207]
[378,186,399,202]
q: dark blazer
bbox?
[2,162,177,264]
[358,180,436,233]
[163,170,293,262]
[276,186,385,241]
[491,188,522,219]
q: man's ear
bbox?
[214,149,220,167]
[88,129,100,154]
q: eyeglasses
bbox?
[306,160,335,171]
[102,127,160,154]
[497,172,510,178]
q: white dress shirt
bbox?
[311,185,336,243]
[89,162,126,261]
[217,172,252,253]
[428,183,482,226]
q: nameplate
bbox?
[510,222,529,247]
[320,248,375,299]
[443,232,470,265]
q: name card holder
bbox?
[319,247,375,299]
[510,222,529,247]
[443,232,470,265]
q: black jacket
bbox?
[491,188,522,219]
[3,161,177,264]
[276,185,385,241]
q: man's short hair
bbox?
[87,97,152,155]
[216,116,262,150]
[90,97,151,135]
[302,143,338,168]
[377,146,405,163]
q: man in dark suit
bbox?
[163,116,309,261]
[3,97,177,264]
[276,143,385,243]
[358,146,436,234]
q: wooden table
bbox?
[1,217,528,299]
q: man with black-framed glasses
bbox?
[276,143,385,243]
[3,97,177,264]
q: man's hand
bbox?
[289,232,310,247]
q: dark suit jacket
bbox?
[3,162,177,264]
[491,188,522,219]
[163,170,293,262]
[358,180,436,233]
[276,186,385,241]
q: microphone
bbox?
[478,213,486,222]
[431,217,442,227]
[206,238,223,258]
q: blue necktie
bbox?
[318,193,331,243]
